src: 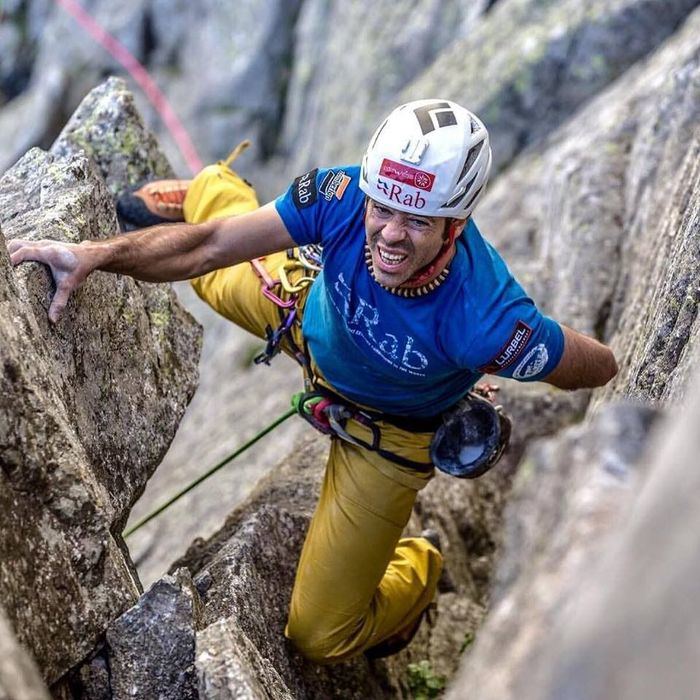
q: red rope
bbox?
[55,0,203,174]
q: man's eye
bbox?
[409,218,429,228]
[375,206,392,216]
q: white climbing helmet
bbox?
[359,99,492,219]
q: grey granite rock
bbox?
[0,607,51,700]
[0,0,303,178]
[534,370,700,700]
[0,95,200,682]
[51,76,175,195]
[447,403,660,699]
[404,0,700,174]
[106,569,202,700]
[276,0,490,191]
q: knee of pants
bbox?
[286,613,348,665]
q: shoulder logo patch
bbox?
[292,169,318,209]
[513,343,549,380]
[478,321,532,374]
[319,169,351,201]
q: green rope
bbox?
[123,406,297,538]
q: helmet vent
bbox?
[444,173,478,209]
[470,117,481,133]
[457,141,483,183]
[461,183,485,214]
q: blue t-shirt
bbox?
[275,165,564,417]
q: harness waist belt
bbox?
[313,384,444,433]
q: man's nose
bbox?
[381,217,406,243]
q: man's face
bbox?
[364,199,451,287]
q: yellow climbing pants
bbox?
[185,161,443,663]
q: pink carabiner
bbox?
[262,286,297,309]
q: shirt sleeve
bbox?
[274,166,361,247]
[469,304,564,381]
[455,228,565,382]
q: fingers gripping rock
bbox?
[8,239,83,323]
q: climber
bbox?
[7,99,617,663]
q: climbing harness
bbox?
[292,390,434,472]
[430,392,511,479]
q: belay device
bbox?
[430,392,511,479]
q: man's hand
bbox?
[8,239,99,323]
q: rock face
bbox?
[404,0,699,173]
[447,403,659,698]
[479,6,700,403]
[106,569,202,700]
[276,0,490,181]
[0,0,303,176]
[445,8,700,698]
[535,368,700,700]
[0,81,200,683]
[2,3,700,699]
[0,608,51,700]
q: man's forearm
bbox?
[545,325,618,389]
[84,220,218,282]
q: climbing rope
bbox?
[55,0,203,174]
[123,407,296,538]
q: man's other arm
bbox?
[7,203,295,322]
[544,325,618,389]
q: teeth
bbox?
[378,248,407,265]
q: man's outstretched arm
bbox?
[544,325,618,389]
[7,203,295,322]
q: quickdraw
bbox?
[251,246,321,366]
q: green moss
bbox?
[406,660,446,700]
[148,308,172,329]
[459,630,475,654]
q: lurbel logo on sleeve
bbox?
[379,158,435,192]
[292,169,319,210]
[478,321,532,374]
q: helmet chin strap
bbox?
[399,219,463,289]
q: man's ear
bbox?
[446,218,468,245]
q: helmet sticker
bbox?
[512,343,549,380]
[379,159,435,192]
[376,178,426,209]
[319,170,351,201]
[413,101,457,134]
[478,321,533,374]
[292,169,319,210]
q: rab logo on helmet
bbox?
[377,177,426,210]
[379,159,435,192]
